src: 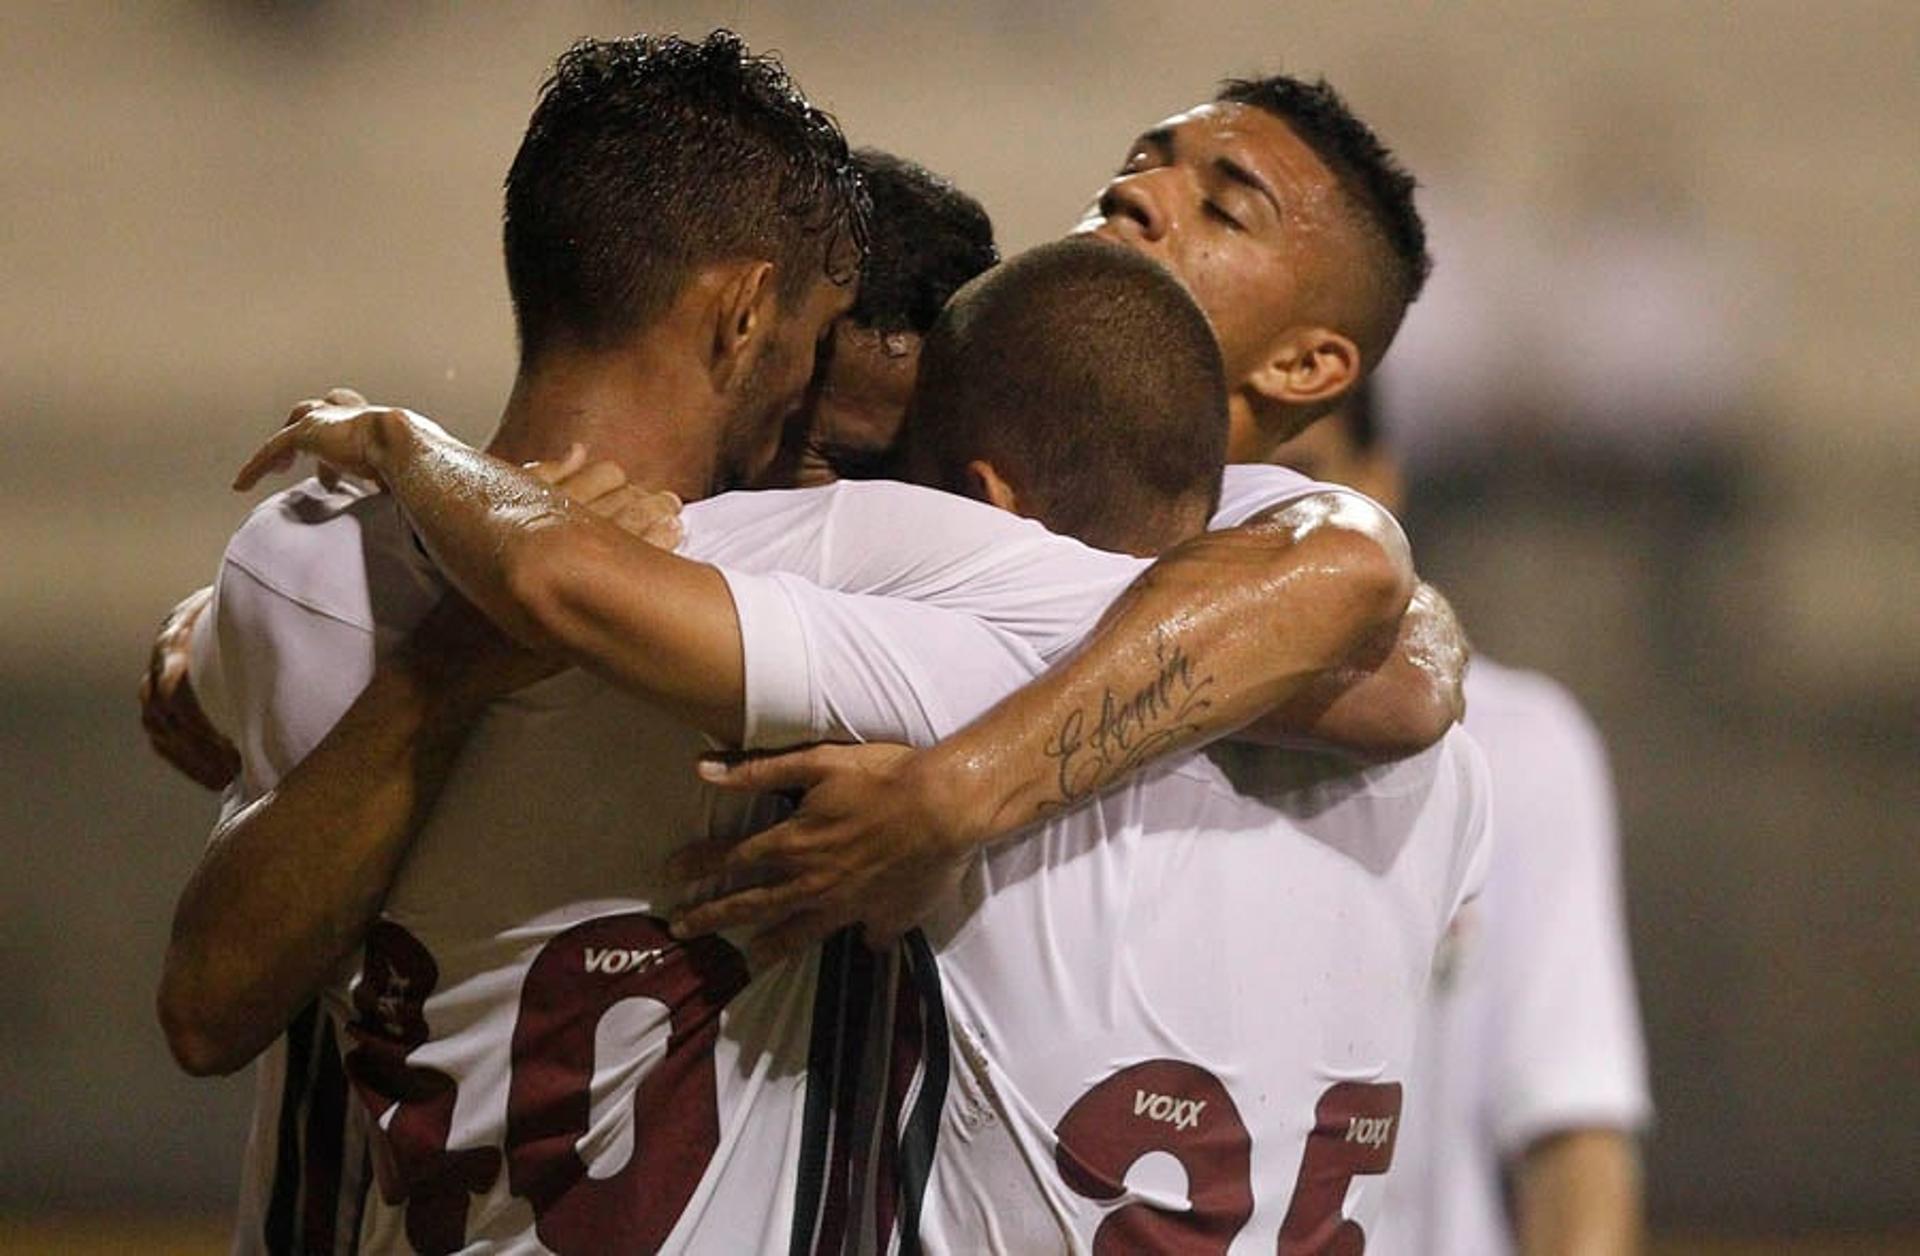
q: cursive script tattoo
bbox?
[1043,631,1216,807]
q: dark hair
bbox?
[905,238,1227,556]
[848,148,998,336]
[1340,378,1381,450]
[1217,74,1430,359]
[503,31,867,363]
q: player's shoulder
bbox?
[221,477,420,625]
[1462,657,1603,752]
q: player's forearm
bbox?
[1515,1129,1644,1256]
[1239,581,1467,759]
[908,500,1416,845]
[364,413,745,740]
[158,654,478,1076]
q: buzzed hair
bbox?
[1217,74,1430,366]
[904,237,1228,556]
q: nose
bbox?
[1098,171,1171,244]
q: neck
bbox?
[1225,388,1321,464]
[486,341,722,501]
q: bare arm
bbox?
[841,491,1422,844]
[1514,1129,1644,1256]
[671,492,1430,952]
[237,404,744,742]
[158,606,494,1075]
[1241,579,1467,759]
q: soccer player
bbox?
[158,48,1451,1256]
[156,31,869,1251]
[667,71,1457,957]
[1272,386,1653,1256]
[239,237,1490,1251]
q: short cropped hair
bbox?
[504,31,866,362]
[848,148,998,336]
[1217,74,1430,362]
[906,238,1228,556]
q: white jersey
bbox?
[1376,661,1651,1255]
[713,480,1492,1255]
[194,463,1348,1254]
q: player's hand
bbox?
[233,394,419,491]
[526,447,684,550]
[138,586,241,790]
[665,743,974,963]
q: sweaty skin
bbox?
[227,404,1444,967]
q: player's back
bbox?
[895,733,1491,1254]
[340,672,817,1255]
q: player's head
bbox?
[1077,73,1428,457]
[503,31,867,485]
[771,147,999,486]
[901,237,1228,556]
[1268,379,1404,513]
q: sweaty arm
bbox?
[160,603,499,1075]
[236,403,747,743]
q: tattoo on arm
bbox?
[1042,631,1216,808]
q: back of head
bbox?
[503,30,866,364]
[849,148,998,337]
[1216,74,1431,371]
[905,237,1228,556]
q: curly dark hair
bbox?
[846,148,998,336]
[504,30,868,362]
[1217,74,1430,356]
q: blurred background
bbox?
[1,1,1913,1251]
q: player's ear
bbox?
[709,260,779,390]
[1245,326,1360,413]
[964,459,1023,516]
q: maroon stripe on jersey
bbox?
[871,943,923,1251]
[873,932,949,1256]
[301,1015,350,1254]
[811,941,877,1256]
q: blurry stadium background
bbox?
[1,2,1913,1251]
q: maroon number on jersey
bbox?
[343,920,502,1256]
[1055,1065,1401,1254]
[504,912,750,1255]
[1275,1081,1401,1256]
[1054,1059,1254,1254]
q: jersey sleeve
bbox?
[718,567,1042,751]
[187,579,236,741]
[212,557,381,800]
[686,481,1147,663]
[1210,463,1347,528]
[1473,676,1654,1153]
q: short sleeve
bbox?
[1211,464,1342,528]
[688,481,1146,663]
[187,581,234,740]
[718,567,1044,752]
[1469,669,1654,1152]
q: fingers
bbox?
[524,444,588,485]
[324,386,367,406]
[234,423,305,490]
[670,877,824,940]
[553,460,629,508]
[696,746,831,796]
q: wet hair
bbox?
[848,148,998,336]
[905,238,1227,556]
[503,30,867,363]
[1216,73,1430,361]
